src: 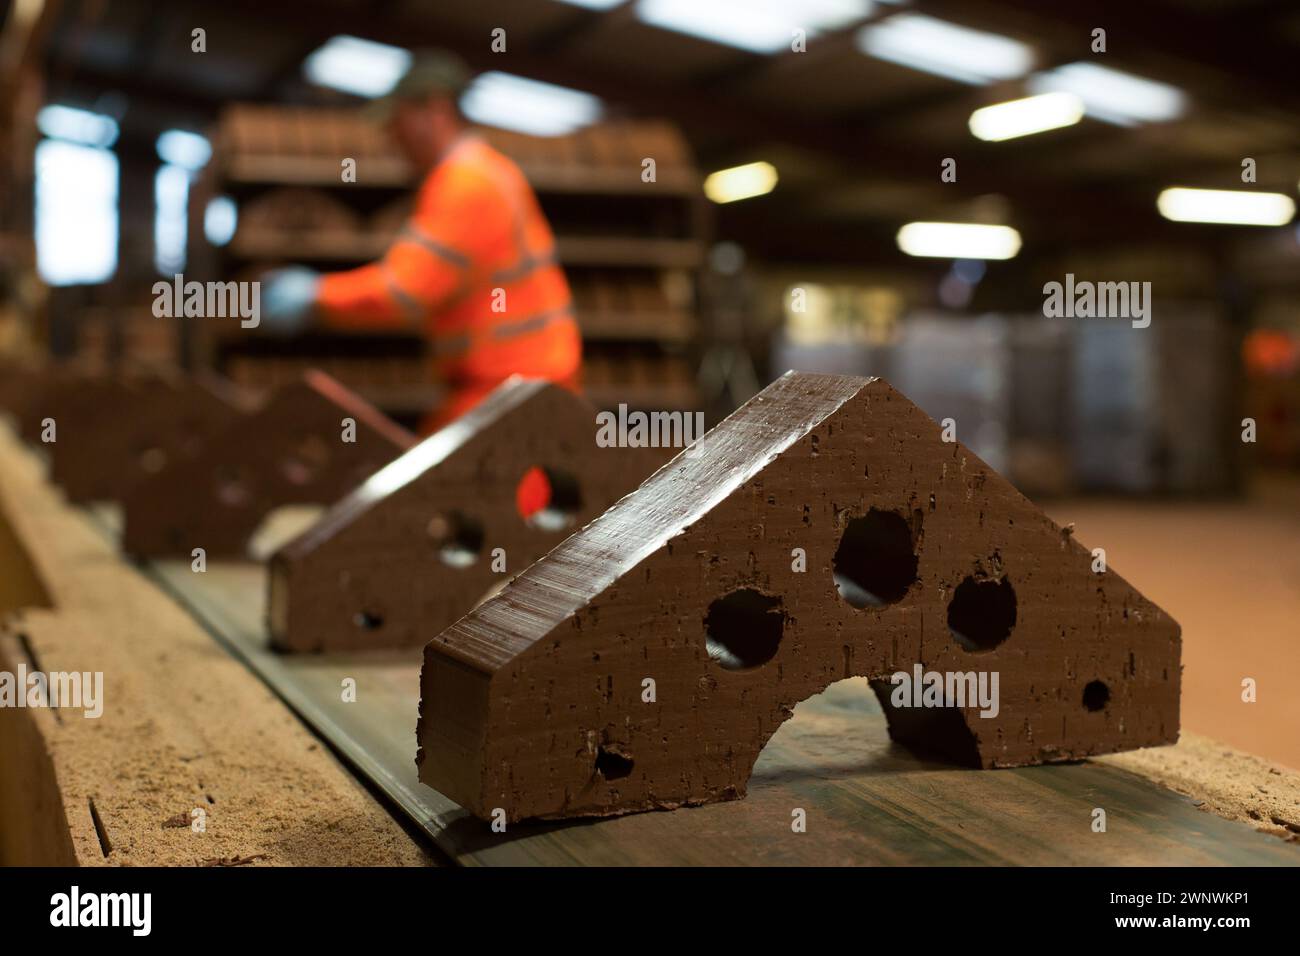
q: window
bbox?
[154,164,190,275]
[34,138,119,285]
[153,130,211,275]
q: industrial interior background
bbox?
[1,0,1298,770]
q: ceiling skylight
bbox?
[460,72,604,137]
[303,36,413,98]
[1028,63,1186,126]
[637,0,876,55]
[856,14,1033,84]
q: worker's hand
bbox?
[260,267,320,334]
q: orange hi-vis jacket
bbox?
[316,134,581,432]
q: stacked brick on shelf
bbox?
[189,105,706,424]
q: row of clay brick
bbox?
[218,104,692,172]
[0,392,432,865]
[0,364,661,654]
[0,362,1181,824]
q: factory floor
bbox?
[1048,476,1300,772]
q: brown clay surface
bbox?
[48,373,246,503]
[0,359,46,426]
[121,371,414,558]
[269,378,661,652]
[1049,478,1300,772]
[0,423,432,866]
[418,373,1181,821]
[12,364,116,444]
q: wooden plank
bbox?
[149,559,1300,866]
[0,425,435,867]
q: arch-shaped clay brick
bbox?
[13,365,121,445]
[121,371,413,558]
[268,378,663,652]
[49,373,247,503]
[416,372,1181,821]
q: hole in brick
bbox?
[214,465,251,507]
[138,446,168,474]
[518,466,582,532]
[595,746,634,780]
[1083,680,1110,712]
[705,588,785,670]
[280,435,332,486]
[353,609,384,630]
[427,511,484,568]
[833,509,919,608]
[947,576,1017,651]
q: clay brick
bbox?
[11,364,109,445]
[49,373,247,503]
[121,371,414,558]
[268,378,662,652]
[0,360,45,425]
[416,372,1181,821]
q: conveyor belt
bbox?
[145,558,1300,866]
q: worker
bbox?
[260,51,582,441]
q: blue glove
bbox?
[260,267,320,334]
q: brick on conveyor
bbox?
[267,377,663,652]
[416,371,1181,821]
[49,372,249,504]
[121,371,414,558]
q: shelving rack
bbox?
[188,106,708,427]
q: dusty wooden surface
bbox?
[0,424,434,866]
[152,558,1300,866]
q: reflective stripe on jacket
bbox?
[316,135,581,392]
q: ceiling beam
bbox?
[199,0,1162,234]
[529,0,636,57]
[687,6,903,92]
[912,0,1300,124]
[43,59,242,114]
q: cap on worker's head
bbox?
[367,50,471,122]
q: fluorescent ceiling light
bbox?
[637,0,875,55]
[460,72,604,136]
[1157,188,1295,226]
[556,0,625,8]
[856,14,1032,84]
[969,92,1083,141]
[157,129,211,170]
[896,222,1021,259]
[704,161,779,203]
[37,104,118,148]
[303,35,412,98]
[1029,63,1186,126]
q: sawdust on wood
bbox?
[0,426,434,867]
[1102,733,1300,842]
